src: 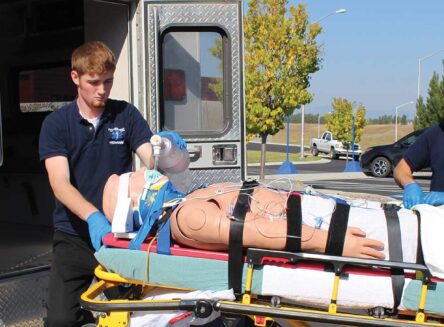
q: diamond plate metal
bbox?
[146,6,159,133]
[145,2,242,141]
[190,168,242,189]
[0,271,49,327]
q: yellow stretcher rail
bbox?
[80,248,444,327]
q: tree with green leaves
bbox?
[327,97,367,144]
[415,62,444,130]
[244,0,322,179]
[208,38,223,101]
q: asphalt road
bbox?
[247,141,310,153]
[247,157,346,175]
[247,142,357,174]
[303,174,431,199]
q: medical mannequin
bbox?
[103,168,385,260]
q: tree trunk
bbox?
[259,134,267,181]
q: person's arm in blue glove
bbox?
[86,211,111,251]
[44,156,110,249]
[402,182,425,209]
[424,191,444,206]
[394,159,425,209]
[158,131,187,149]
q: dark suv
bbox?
[360,129,425,177]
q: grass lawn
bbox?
[264,123,414,151]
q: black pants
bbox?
[47,230,98,327]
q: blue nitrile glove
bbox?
[403,182,425,209]
[158,131,187,149]
[86,211,111,251]
[424,191,444,206]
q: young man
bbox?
[394,123,444,209]
[39,41,153,326]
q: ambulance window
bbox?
[18,64,74,113]
[160,28,228,135]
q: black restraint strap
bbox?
[383,204,404,312]
[414,210,425,265]
[285,193,302,252]
[228,180,258,294]
[325,202,350,256]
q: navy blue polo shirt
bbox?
[39,99,152,237]
[404,122,444,191]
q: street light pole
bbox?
[276,116,297,174]
[300,8,347,160]
[313,9,347,24]
[417,49,444,99]
[300,105,305,159]
[351,113,356,160]
[344,105,361,172]
[317,113,321,138]
[395,101,414,141]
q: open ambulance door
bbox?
[144,0,246,188]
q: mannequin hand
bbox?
[342,227,385,259]
[86,211,111,251]
[424,191,444,206]
[403,182,425,209]
[158,131,187,149]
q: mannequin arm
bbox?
[170,199,385,259]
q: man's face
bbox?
[71,70,114,109]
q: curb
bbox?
[248,171,369,182]
[248,158,331,166]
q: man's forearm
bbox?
[52,182,98,221]
[136,142,154,169]
[394,159,415,188]
[396,175,415,188]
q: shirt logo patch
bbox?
[108,127,126,145]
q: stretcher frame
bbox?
[80,247,444,327]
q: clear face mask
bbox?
[144,169,164,185]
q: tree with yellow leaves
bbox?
[244,0,322,179]
[326,97,367,145]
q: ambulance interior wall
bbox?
[0,0,134,227]
[0,0,85,227]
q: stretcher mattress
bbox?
[95,245,444,316]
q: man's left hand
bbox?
[158,131,187,149]
[424,191,444,206]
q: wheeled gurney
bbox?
[81,176,444,326]
[81,234,444,326]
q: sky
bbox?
[255,0,444,119]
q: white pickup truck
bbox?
[311,131,362,159]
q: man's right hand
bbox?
[86,211,111,251]
[403,182,425,209]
